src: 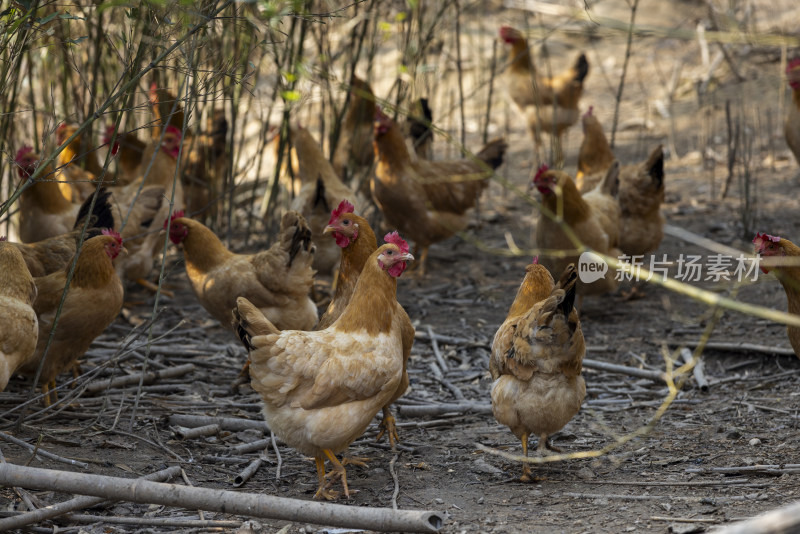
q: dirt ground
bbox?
[3,1,800,532]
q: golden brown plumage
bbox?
[317,204,413,446]
[0,241,39,392]
[168,211,317,332]
[499,26,589,162]
[14,146,85,243]
[20,233,124,405]
[754,233,800,357]
[10,188,116,277]
[490,262,585,481]
[333,75,377,186]
[575,107,614,192]
[371,109,507,274]
[533,163,621,296]
[232,238,414,500]
[287,125,363,275]
[55,123,103,202]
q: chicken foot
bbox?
[520,432,533,482]
[135,277,175,298]
[376,405,400,448]
[40,380,58,407]
[313,449,350,500]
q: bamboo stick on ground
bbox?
[0,465,182,531]
[233,457,263,487]
[581,358,666,382]
[86,363,196,394]
[0,463,445,533]
[168,414,269,432]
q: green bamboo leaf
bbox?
[281,90,301,102]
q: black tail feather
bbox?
[73,188,115,234]
[557,264,578,317]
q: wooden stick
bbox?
[0,432,89,469]
[581,358,666,382]
[680,348,709,391]
[0,465,181,531]
[57,514,242,528]
[650,516,721,524]
[687,464,800,475]
[670,340,796,357]
[231,438,271,454]
[86,363,196,394]
[233,457,263,488]
[395,403,492,417]
[168,414,269,432]
[0,463,445,533]
[563,492,766,503]
[426,326,448,372]
[713,500,800,533]
[175,424,221,440]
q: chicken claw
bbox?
[376,409,400,448]
[313,450,350,500]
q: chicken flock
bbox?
[2,24,800,501]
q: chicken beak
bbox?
[398,252,414,263]
[322,225,336,235]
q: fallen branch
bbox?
[670,340,796,357]
[680,348,709,391]
[86,363,196,394]
[414,329,489,348]
[233,457,263,488]
[714,499,800,534]
[0,463,445,533]
[0,465,182,531]
[563,491,766,503]
[175,424,221,440]
[687,465,800,476]
[395,403,492,417]
[582,358,666,382]
[168,414,269,432]
[0,432,89,469]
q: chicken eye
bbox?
[342,220,350,226]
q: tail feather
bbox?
[73,188,115,233]
[208,109,228,158]
[476,138,508,170]
[556,265,578,318]
[279,211,314,267]
[232,297,279,352]
[408,98,433,145]
[312,175,329,213]
[599,160,620,197]
[645,145,665,189]
[573,53,589,84]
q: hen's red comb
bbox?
[0,236,6,241]
[532,256,538,264]
[165,125,182,137]
[374,106,390,121]
[787,58,800,72]
[384,231,409,254]
[102,228,122,244]
[753,232,780,245]
[163,210,185,229]
[583,106,594,119]
[499,26,518,42]
[149,82,158,100]
[533,164,549,182]
[15,145,34,163]
[329,199,355,225]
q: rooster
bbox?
[499,26,589,164]
[490,261,585,481]
[232,232,414,500]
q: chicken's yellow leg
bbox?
[313,456,337,500]
[323,449,350,499]
[520,432,532,482]
[376,405,400,449]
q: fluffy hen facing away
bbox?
[753,233,800,357]
[490,261,585,481]
[232,234,414,500]
[168,211,317,332]
[371,108,507,274]
[499,26,589,164]
[533,163,621,296]
[0,241,38,392]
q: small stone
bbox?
[749,437,762,446]
[477,497,485,504]
[434,498,444,504]
[472,458,504,475]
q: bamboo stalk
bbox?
[0,463,445,533]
